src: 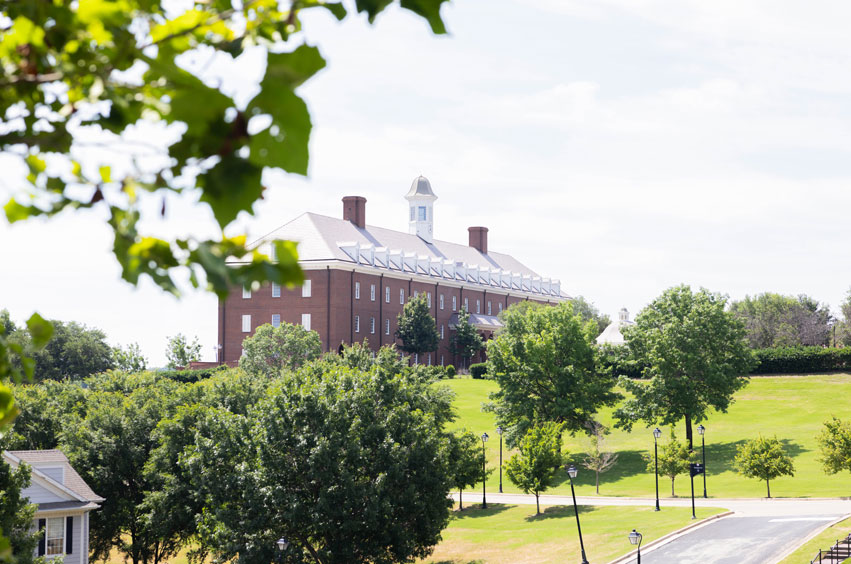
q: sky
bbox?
[3,0,851,366]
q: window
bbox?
[302,280,311,298]
[476,299,481,314]
[385,286,390,303]
[414,353,419,364]
[46,517,64,556]
[428,353,432,366]
[385,319,390,335]
[302,314,311,331]
[452,295,457,311]
[488,301,492,315]
[427,292,432,307]
[440,325,444,339]
[464,297,469,311]
[355,282,360,299]
[418,206,427,221]
[242,315,251,333]
[270,244,277,261]
[370,284,376,301]
[499,302,503,312]
[439,294,444,310]
[370,317,375,334]
[441,355,444,366]
[400,289,404,304]
[414,290,419,298]
[355,315,360,333]
[410,206,415,221]
[272,314,281,328]
[242,285,251,299]
[272,282,281,298]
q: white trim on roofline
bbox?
[2,452,88,503]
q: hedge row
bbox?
[157,365,229,383]
[751,346,851,375]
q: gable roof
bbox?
[5,450,104,503]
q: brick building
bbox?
[217,177,567,366]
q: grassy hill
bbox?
[443,374,851,499]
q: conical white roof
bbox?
[405,176,437,200]
[596,308,634,345]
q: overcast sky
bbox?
[3,0,851,366]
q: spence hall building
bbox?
[217,177,568,366]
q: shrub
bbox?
[470,363,488,379]
[751,347,851,375]
[445,365,456,378]
[597,344,646,379]
[157,365,228,383]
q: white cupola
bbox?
[405,175,437,244]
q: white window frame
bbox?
[302,280,312,298]
[427,292,432,307]
[385,286,391,303]
[355,315,360,333]
[242,315,251,333]
[272,282,281,298]
[302,313,311,331]
[400,289,404,304]
[452,295,457,311]
[488,301,492,315]
[439,294,444,310]
[385,319,390,335]
[499,302,503,312]
[370,284,376,301]
[272,314,281,328]
[477,299,481,314]
[440,325,444,339]
[46,517,64,557]
[242,285,251,299]
[464,298,469,312]
[414,290,419,298]
[370,317,375,334]
[418,206,427,221]
[355,281,360,299]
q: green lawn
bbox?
[443,374,851,499]
[417,503,724,564]
[776,516,851,564]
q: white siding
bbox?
[22,482,66,504]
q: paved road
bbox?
[457,493,851,563]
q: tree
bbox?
[239,322,321,377]
[164,334,202,369]
[817,417,851,477]
[835,289,851,347]
[396,294,440,358]
[449,308,484,370]
[0,455,41,564]
[27,320,114,381]
[734,435,795,498]
[7,379,87,451]
[184,364,456,564]
[730,293,832,348]
[112,342,148,373]
[643,430,691,497]
[570,296,612,336]
[581,421,618,495]
[614,285,753,449]
[445,430,485,511]
[0,310,14,336]
[487,302,621,446]
[505,422,565,515]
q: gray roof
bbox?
[35,501,101,512]
[249,212,544,278]
[448,313,504,331]
[405,176,437,200]
[8,450,104,502]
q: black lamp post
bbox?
[653,427,662,511]
[566,465,589,564]
[697,424,707,498]
[628,529,643,564]
[481,432,489,509]
[275,538,289,563]
[496,425,504,493]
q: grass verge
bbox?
[775,515,851,564]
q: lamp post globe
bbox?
[496,426,504,493]
[481,432,489,509]
[653,427,662,511]
[566,465,589,564]
[628,529,643,564]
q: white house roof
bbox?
[242,212,568,299]
[4,449,104,503]
[596,308,635,345]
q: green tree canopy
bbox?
[396,294,440,357]
[164,333,201,369]
[581,421,618,495]
[445,429,485,510]
[570,296,612,337]
[449,307,484,370]
[0,456,41,564]
[734,435,795,498]
[487,302,620,446]
[239,322,321,377]
[112,342,148,373]
[643,429,691,497]
[505,422,565,515]
[817,417,851,477]
[26,320,114,381]
[730,292,832,348]
[614,285,753,448]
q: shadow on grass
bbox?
[427,561,484,564]
[523,504,597,522]
[452,503,512,520]
[704,439,806,475]
[553,449,648,490]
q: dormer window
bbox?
[418,206,427,221]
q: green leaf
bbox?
[354,0,394,23]
[198,156,263,227]
[0,384,18,431]
[302,0,347,21]
[99,165,112,183]
[261,44,326,89]
[400,0,450,34]
[26,313,54,349]
[4,199,42,223]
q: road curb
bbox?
[605,510,735,564]
[768,512,851,564]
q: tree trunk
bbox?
[595,471,600,494]
[766,478,771,499]
[671,477,675,497]
[685,414,693,450]
[459,489,463,510]
[535,491,540,515]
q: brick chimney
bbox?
[342,196,366,229]
[468,226,488,254]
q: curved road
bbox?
[452,493,851,563]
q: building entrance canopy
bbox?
[448,313,504,331]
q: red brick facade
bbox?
[218,267,558,367]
